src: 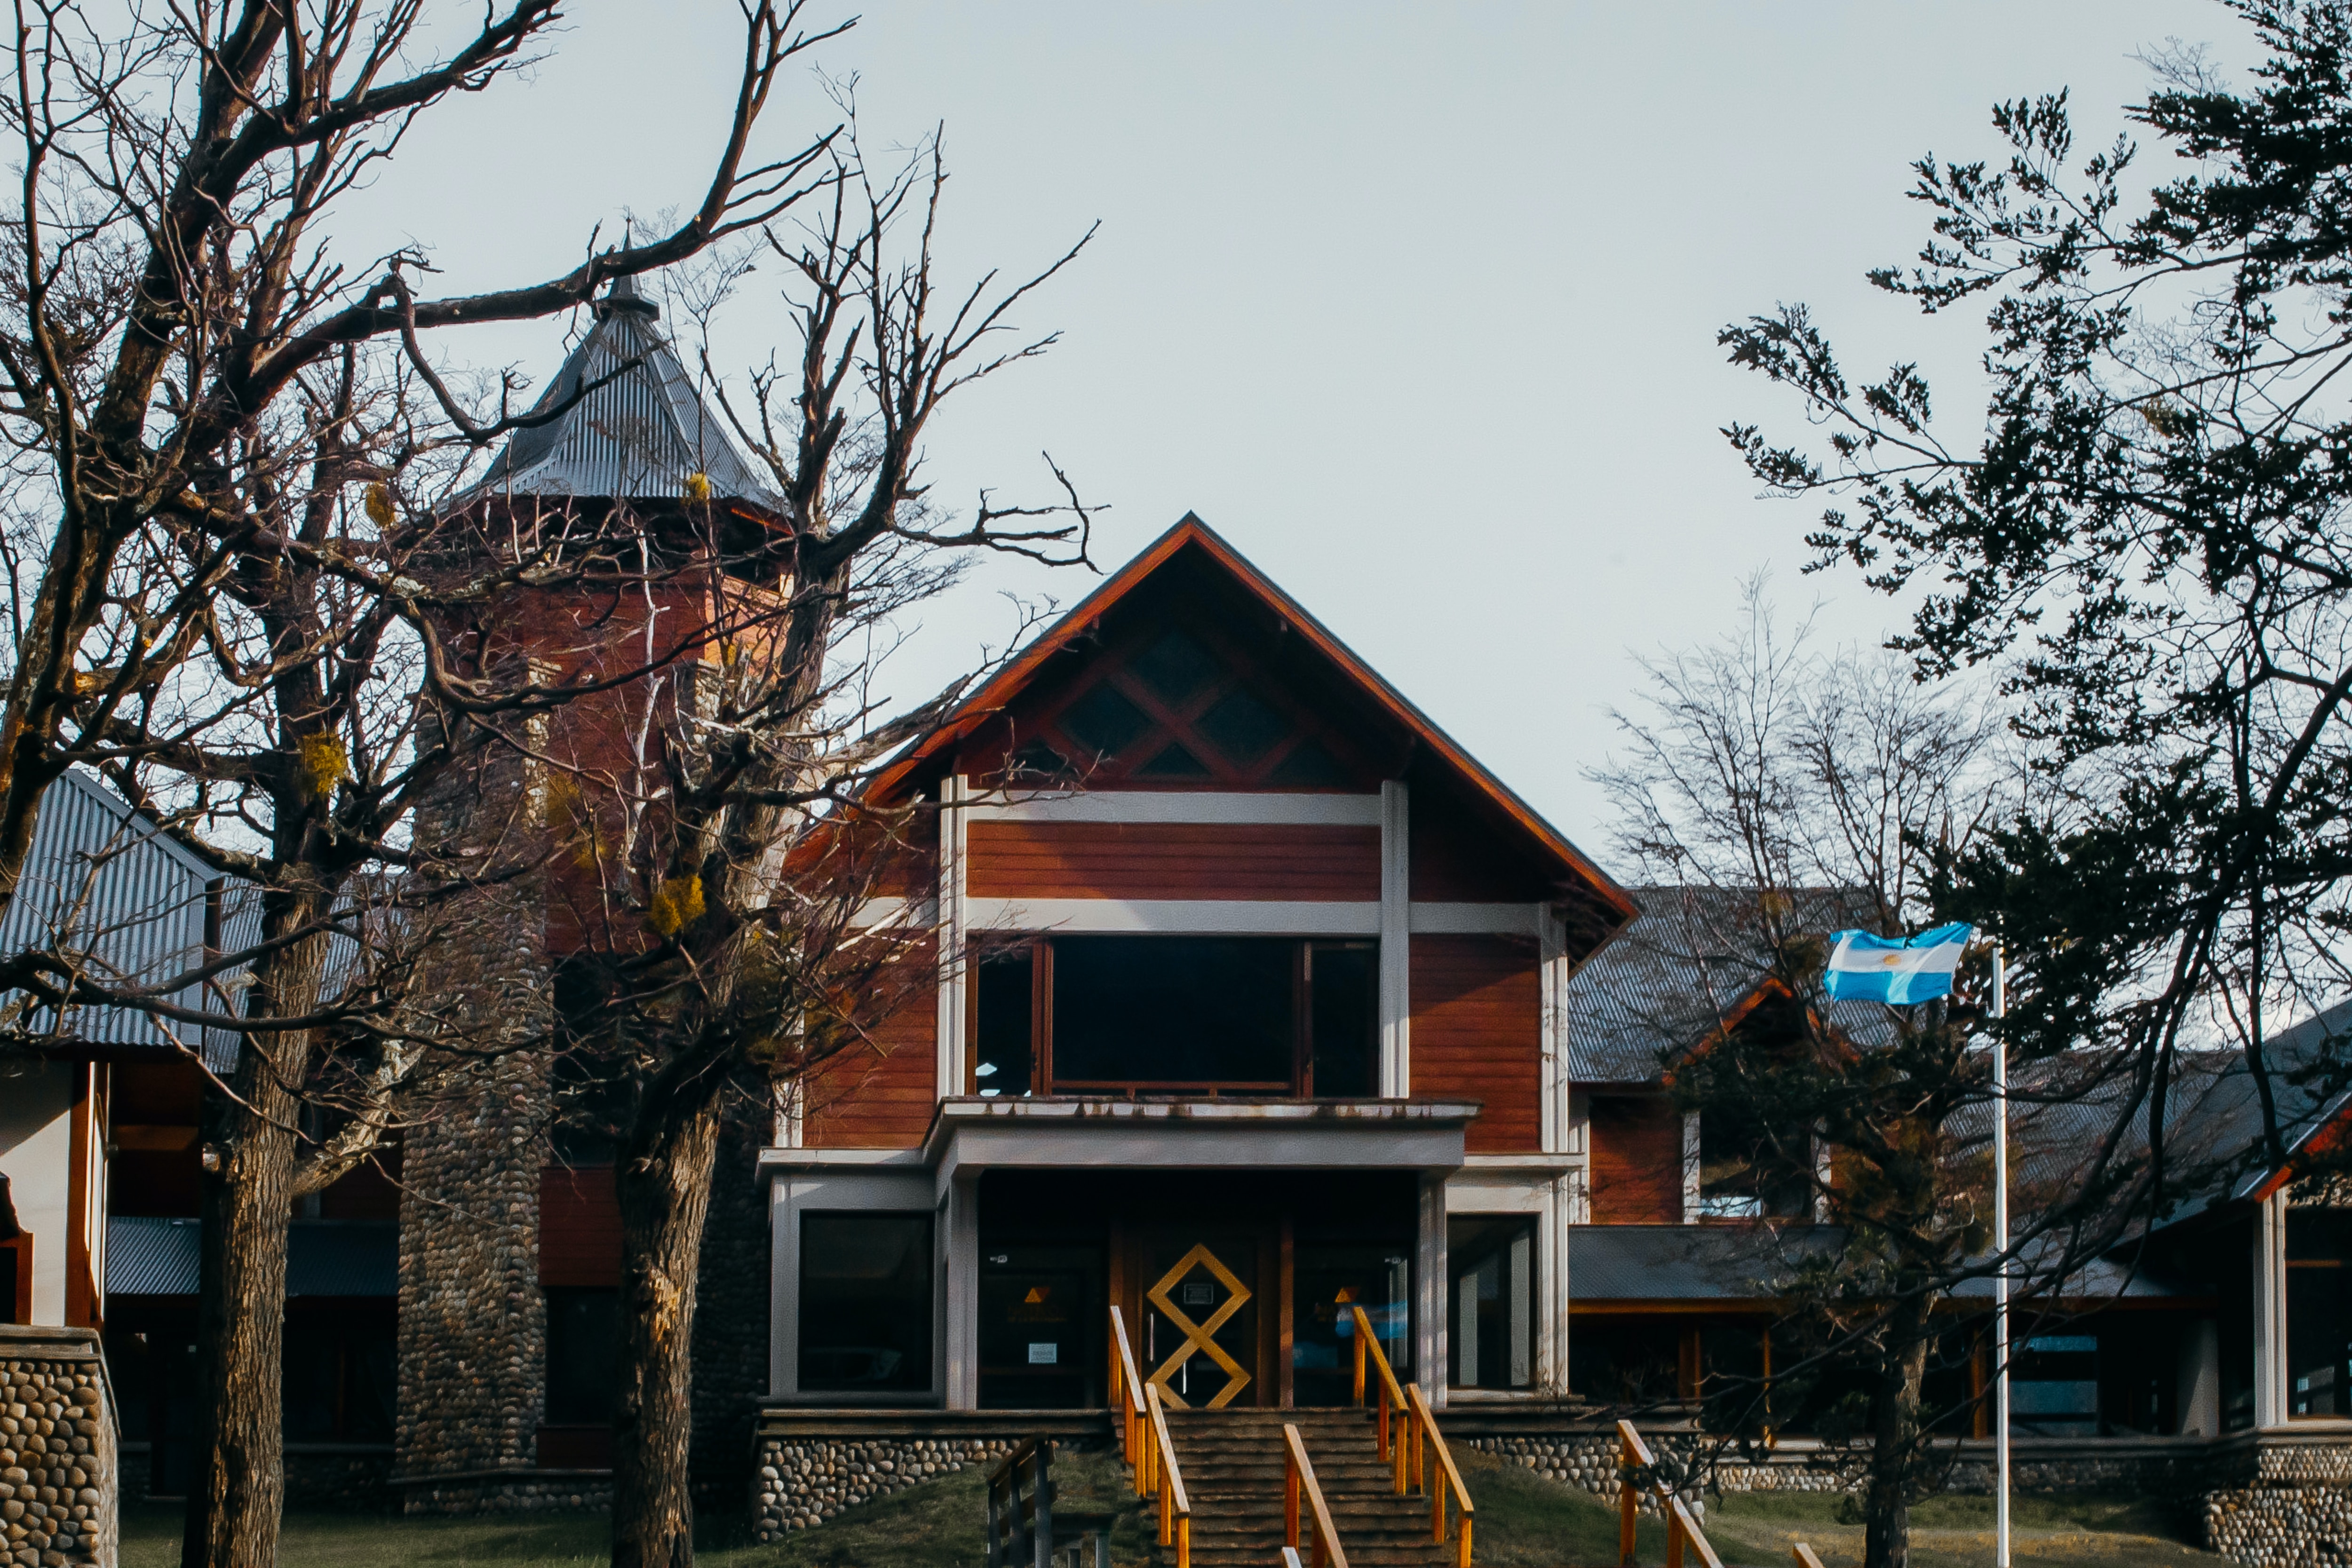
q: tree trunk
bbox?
[612,1068,727,1568]
[1860,1296,1932,1568]
[180,922,327,1568]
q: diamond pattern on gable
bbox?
[1057,682,1151,760]
[1128,628,1221,709]
[1197,687,1287,767]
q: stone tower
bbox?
[392,275,784,1514]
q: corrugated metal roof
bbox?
[472,277,778,506]
[0,771,251,1069]
[106,1217,396,1298]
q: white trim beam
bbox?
[936,774,969,1101]
[967,790,1381,826]
[1381,781,1412,1098]
[966,897,1380,934]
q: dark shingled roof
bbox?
[472,276,777,507]
[1566,1224,1806,1301]
[1565,885,1889,1085]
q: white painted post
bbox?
[1680,1110,1701,1223]
[2255,1190,2288,1428]
[1418,1173,1447,1407]
[945,1173,982,1410]
[936,774,969,1100]
[1994,947,2010,1568]
[1379,780,1411,1097]
[1539,906,1569,1152]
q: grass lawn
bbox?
[120,1451,2226,1568]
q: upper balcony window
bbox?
[971,935,1376,1097]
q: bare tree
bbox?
[1589,583,2132,1568]
[489,121,1099,1568]
[0,5,861,1567]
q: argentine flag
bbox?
[1822,922,1975,1005]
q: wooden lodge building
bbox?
[1,282,2350,1563]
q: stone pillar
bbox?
[392,701,552,1503]
[691,1109,772,1508]
[0,1323,116,1567]
[394,1044,548,1497]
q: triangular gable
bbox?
[871,513,1637,952]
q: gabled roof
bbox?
[870,514,1637,939]
[472,276,777,507]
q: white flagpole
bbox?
[1993,946,2010,1568]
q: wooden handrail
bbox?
[1144,1380,1192,1568]
[1349,1305,1472,1566]
[1282,1421,1351,1568]
[1349,1304,1412,1491]
[1613,1419,1724,1568]
[1109,1306,1148,1497]
[1405,1385,1475,1568]
[1792,1546,1828,1568]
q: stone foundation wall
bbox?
[2203,1486,2352,1568]
[748,1414,1111,1544]
[398,1473,612,1516]
[1462,1432,1855,1503]
[283,1446,396,1512]
[754,1435,1021,1540]
[0,1326,115,1568]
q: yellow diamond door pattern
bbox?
[1144,1242,1253,1409]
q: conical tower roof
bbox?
[472,274,779,507]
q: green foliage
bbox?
[1723,0,2352,1208]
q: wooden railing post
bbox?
[1283,1422,1351,1568]
[1285,1437,1302,1552]
[1617,1426,1638,1568]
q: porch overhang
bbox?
[920,1095,1475,1187]
[758,1095,1477,1193]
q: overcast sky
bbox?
[345,0,2238,855]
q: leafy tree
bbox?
[1721,0,2352,1193]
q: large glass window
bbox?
[2011,1334,2100,1436]
[799,1212,934,1395]
[973,935,1378,1096]
[1053,937,1293,1088]
[2288,1209,2352,1419]
[1449,1217,1534,1390]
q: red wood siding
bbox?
[968,821,1379,901]
[1409,935,1541,1152]
[803,981,939,1148]
[1408,795,1554,903]
[540,1166,620,1287]
[1589,1095,1683,1224]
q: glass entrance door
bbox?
[1143,1230,1259,1409]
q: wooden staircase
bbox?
[1155,1408,1455,1568]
